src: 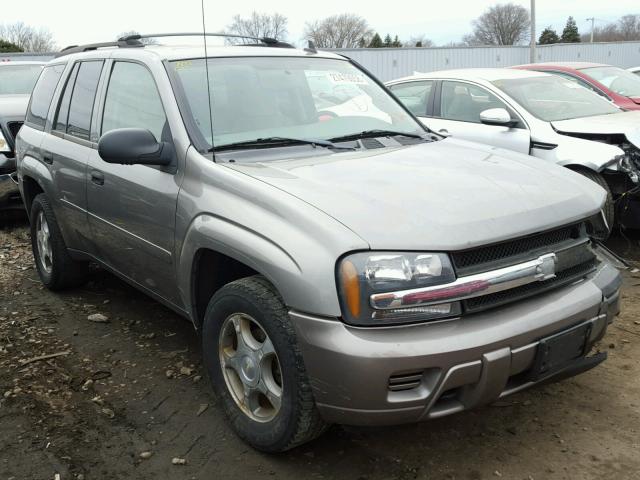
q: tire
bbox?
[202,275,326,452]
[575,169,615,236]
[30,193,89,290]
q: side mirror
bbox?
[479,108,517,127]
[98,128,174,166]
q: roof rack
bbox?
[55,38,143,57]
[119,32,295,49]
[55,33,295,58]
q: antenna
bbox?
[201,0,216,157]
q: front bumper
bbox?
[291,262,621,426]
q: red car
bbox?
[514,62,640,111]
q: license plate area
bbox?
[530,322,592,380]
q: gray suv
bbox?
[16,34,622,452]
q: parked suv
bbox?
[0,61,44,214]
[16,35,621,452]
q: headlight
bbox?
[337,252,460,326]
[0,130,10,153]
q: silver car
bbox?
[17,36,621,452]
[386,68,640,230]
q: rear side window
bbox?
[66,61,104,140]
[389,81,433,116]
[101,62,167,141]
[54,63,80,133]
[25,64,65,130]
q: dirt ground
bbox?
[1,219,639,480]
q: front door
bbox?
[425,80,531,154]
[86,60,181,305]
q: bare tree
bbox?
[580,14,640,42]
[0,22,55,52]
[226,12,288,40]
[406,35,435,47]
[464,3,530,46]
[616,14,640,40]
[304,14,373,48]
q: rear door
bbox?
[41,60,104,251]
[86,60,181,305]
[427,80,530,154]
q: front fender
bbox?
[546,136,624,172]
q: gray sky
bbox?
[6,0,639,48]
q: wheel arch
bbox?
[179,214,304,329]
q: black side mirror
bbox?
[98,128,174,166]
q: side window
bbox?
[66,61,104,141]
[54,63,80,133]
[389,81,433,116]
[25,64,66,130]
[101,62,167,141]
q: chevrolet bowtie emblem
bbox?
[535,253,557,281]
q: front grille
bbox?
[7,121,22,140]
[452,223,584,276]
[463,258,597,314]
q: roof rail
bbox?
[54,33,294,58]
[55,38,143,58]
[119,32,295,49]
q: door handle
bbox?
[43,154,53,165]
[90,170,105,186]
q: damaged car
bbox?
[0,61,44,216]
[387,68,640,231]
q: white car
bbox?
[629,66,640,77]
[386,68,640,229]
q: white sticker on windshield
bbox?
[563,82,582,89]
[327,72,368,85]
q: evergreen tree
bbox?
[538,26,560,44]
[392,35,402,47]
[368,33,383,48]
[561,17,581,43]
[383,34,392,47]
[0,39,23,53]
[415,40,423,47]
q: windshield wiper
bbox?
[210,136,356,152]
[329,129,425,143]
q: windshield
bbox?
[0,64,43,95]
[492,75,620,122]
[580,66,640,97]
[170,57,425,150]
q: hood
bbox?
[224,139,605,251]
[552,111,640,148]
[0,94,30,120]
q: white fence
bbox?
[331,41,640,82]
[3,41,640,83]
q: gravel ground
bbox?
[1,220,639,480]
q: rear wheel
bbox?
[575,169,615,237]
[202,275,326,452]
[30,193,89,290]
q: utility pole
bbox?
[587,17,595,42]
[530,0,536,63]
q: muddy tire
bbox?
[30,193,89,290]
[575,169,615,237]
[201,275,326,452]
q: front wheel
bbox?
[202,275,326,452]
